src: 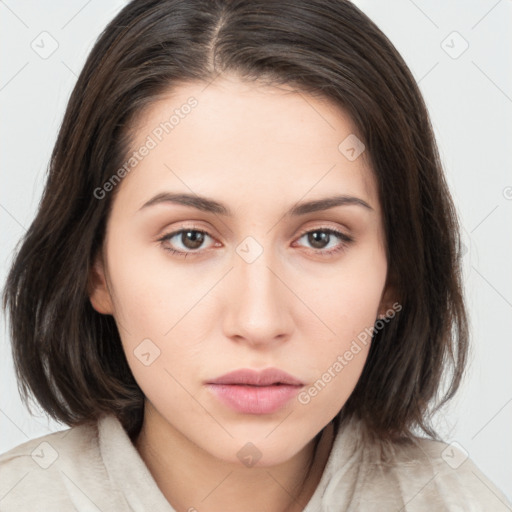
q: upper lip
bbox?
[207,368,304,386]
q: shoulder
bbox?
[323,420,512,511]
[0,417,126,511]
[386,436,512,510]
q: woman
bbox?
[1,0,510,510]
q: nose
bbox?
[221,244,294,348]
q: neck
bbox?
[134,402,335,512]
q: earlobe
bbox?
[87,253,114,315]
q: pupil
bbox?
[309,231,329,249]
[183,231,204,249]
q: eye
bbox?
[158,227,216,257]
[294,227,353,256]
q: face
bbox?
[89,74,392,467]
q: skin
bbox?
[88,73,394,512]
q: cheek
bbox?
[297,237,387,339]
[105,228,203,335]
[293,247,386,414]
[104,232,217,393]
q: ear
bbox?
[376,271,400,319]
[87,250,114,315]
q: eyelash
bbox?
[157,225,354,258]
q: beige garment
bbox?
[0,413,510,511]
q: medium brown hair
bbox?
[2,0,468,442]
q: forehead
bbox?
[114,75,379,216]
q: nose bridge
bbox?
[238,238,277,298]
[223,234,291,344]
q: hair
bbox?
[2,0,468,443]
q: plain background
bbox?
[1,0,511,504]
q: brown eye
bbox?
[179,230,205,250]
[295,228,353,256]
[307,231,331,249]
[158,228,214,256]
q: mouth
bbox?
[205,368,304,414]
[206,367,304,386]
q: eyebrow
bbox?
[138,192,373,216]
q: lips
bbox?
[206,367,304,387]
[205,368,304,414]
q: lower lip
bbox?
[206,384,302,414]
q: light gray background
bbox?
[1,0,511,504]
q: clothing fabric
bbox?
[0,413,510,511]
